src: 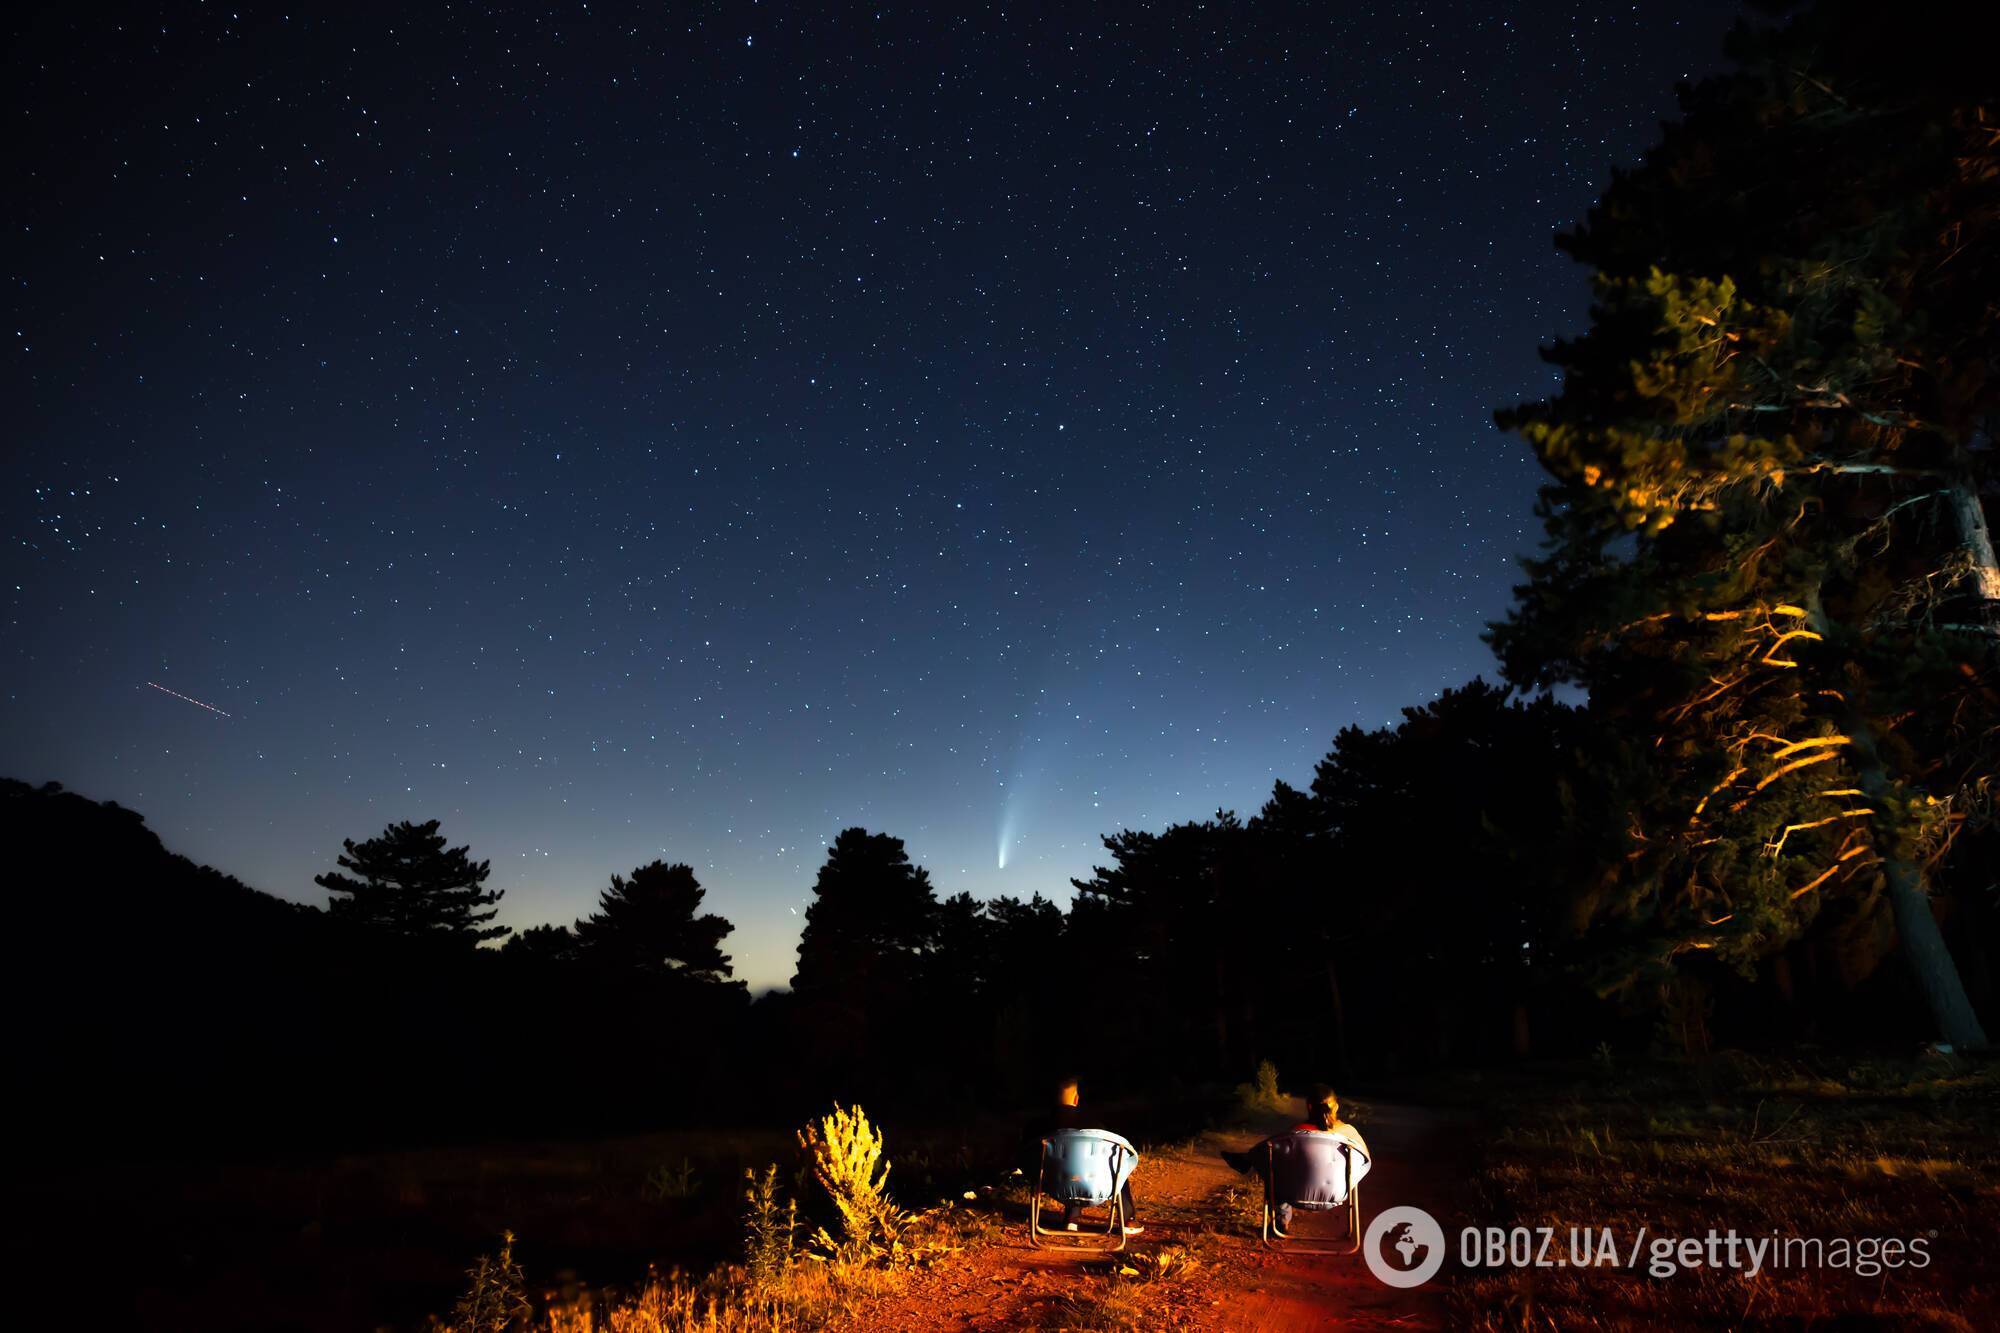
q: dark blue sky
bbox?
[7,1,1741,989]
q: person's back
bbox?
[1223,1084,1368,1228]
[1021,1074,1142,1233]
[1261,1084,1364,1150]
[1320,1108,1367,1159]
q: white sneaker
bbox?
[1123,1224,1145,1236]
[1064,1222,1079,1232]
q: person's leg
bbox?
[1063,1199,1084,1227]
[1275,1202,1294,1232]
[1119,1180,1145,1233]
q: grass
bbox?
[35,1108,1042,1331]
[26,1125,790,1332]
[480,1200,1003,1332]
[1446,1053,2000,1330]
[645,1158,702,1202]
[425,1103,1011,1333]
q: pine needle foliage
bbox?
[1491,0,1997,1046]
[316,818,507,944]
[573,861,736,982]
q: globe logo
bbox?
[1363,1205,1446,1288]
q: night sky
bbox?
[8,2,1742,990]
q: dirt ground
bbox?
[835,1102,1478,1331]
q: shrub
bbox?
[742,1164,798,1287]
[645,1157,700,1202]
[1234,1059,1287,1115]
[424,1107,1001,1331]
[449,1230,531,1333]
[797,1103,903,1261]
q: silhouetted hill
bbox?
[8,777,320,935]
[7,779,340,1150]
[6,778,755,1153]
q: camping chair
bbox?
[1261,1131,1366,1253]
[1028,1128,1139,1251]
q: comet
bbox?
[997,782,1026,869]
[145,681,232,718]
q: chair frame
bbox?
[1260,1136,1362,1254]
[1027,1133,1133,1251]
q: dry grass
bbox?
[432,1203,1001,1333]
[1447,1055,2000,1330]
[429,1102,1007,1333]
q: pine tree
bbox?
[1493,1,1995,1046]
[791,828,937,996]
[315,819,507,945]
[572,860,735,983]
[500,922,580,965]
[787,829,939,1084]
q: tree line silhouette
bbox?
[11,685,1986,1153]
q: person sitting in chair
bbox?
[1021,1073,1143,1235]
[1222,1084,1367,1233]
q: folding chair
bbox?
[1261,1131,1366,1253]
[1028,1128,1139,1251]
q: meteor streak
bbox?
[145,681,232,718]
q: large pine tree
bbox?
[786,828,939,1084]
[791,827,937,996]
[315,819,508,945]
[572,860,735,983]
[1493,1,1995,1046]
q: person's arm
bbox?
[1220,1135,1271,1175]
[1021,1115,1049,1180]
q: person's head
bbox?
[1056,1074,1081,1107]
[1304,1084,1339,1130]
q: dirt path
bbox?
[838,1102,1477,1331]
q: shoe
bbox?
[1064,1223,1079,1232]
[1123,1224,1145,1236]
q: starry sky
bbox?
[7,1,1743,990]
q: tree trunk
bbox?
[1882,857,1990,1049]
[1945,481,2000,614]
[1213,956,1230,1069]
[1802,585,1992,1050]
[1511,1000,1533,1058]
[1324,957,1349,1076]
[1771,952,1795,1008]
[1851,722,1991,1050]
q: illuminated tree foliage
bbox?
[315,818,508,945]
[572,860,737,983]
[1494,0,1996,1045]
